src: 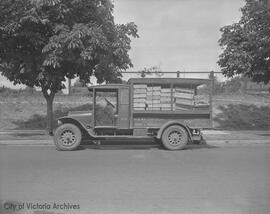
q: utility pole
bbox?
[209,71,214,128]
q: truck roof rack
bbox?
[88,78,211,91]
[128,78,210,87]
[88,84,129,91]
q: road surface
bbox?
[0,144,270,214]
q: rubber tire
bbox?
[161,125,188,150]
[54,123,82,151]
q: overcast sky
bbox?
[0,0,244,88]
[114,0,244,72]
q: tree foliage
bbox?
[0,0,138,90]
[139,66,164,78]
[0,0,138,132]
[218,0,270,84]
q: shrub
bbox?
[214,104,270,130]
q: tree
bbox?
[0,0,138,134]
[139,66,164,78]
[218,0,270,84]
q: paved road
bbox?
[0,144,270,214]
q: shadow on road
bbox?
[257,133,270,137]
[76,142,217,151]
[184,144,218,150]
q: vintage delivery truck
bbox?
[54,78,212,150]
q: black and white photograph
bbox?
[0,0,270,213]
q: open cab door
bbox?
[89,84,131,135]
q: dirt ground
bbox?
[0,95,91,130]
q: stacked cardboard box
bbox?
[173,87,195,110]
[133,84,199,111]
[160,88,171,110]
[133,84,147,110]
[133,84,209,112]
[146,86,161,110]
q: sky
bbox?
[0,0,244,88]
[114,0,244,73]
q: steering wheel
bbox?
[104,98,116,109]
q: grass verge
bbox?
[13,104,92,130]
[214,104,270,130]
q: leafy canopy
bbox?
[0,0,139,96]
[218,0,270,84]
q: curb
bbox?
[206,139,270,147]
[0,130,46,134]
[0,140,53,146]
[0,139,269,147]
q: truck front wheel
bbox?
[161,125,188,150]
[54,123,82,151]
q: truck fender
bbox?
[57,117,96,139]
[156,120,192,140]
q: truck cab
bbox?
[90,84,132,135]
[54,78,211,151]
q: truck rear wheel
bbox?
[54,123,82,151]
[161,125,188,150]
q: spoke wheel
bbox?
[168,130,182,146]
[60,130,77,146]
[161,125,188,150]
[54,123,82,151]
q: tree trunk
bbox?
[45,96,54,135]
